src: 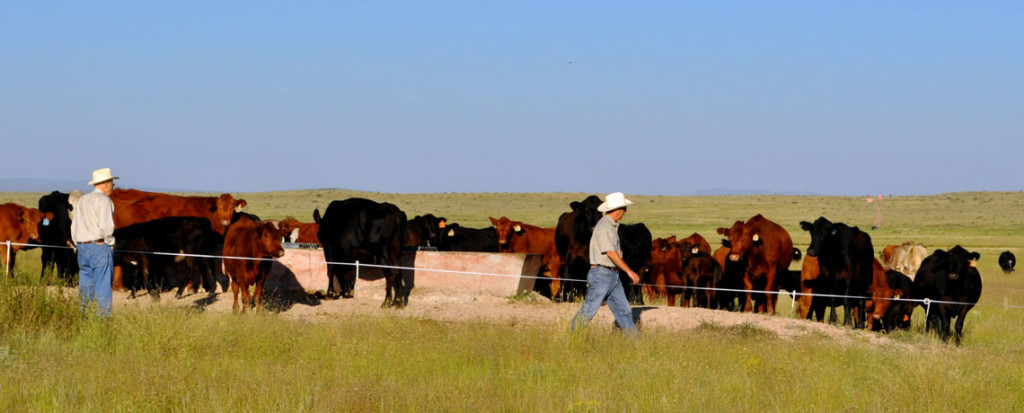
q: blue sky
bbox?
[1,2,1021,195]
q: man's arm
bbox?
[605,250,640,284]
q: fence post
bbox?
[4,240,9,277]
[355,260,360,295]
[790,291,797,316]
[922,298,932,340]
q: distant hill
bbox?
[693,188,820,196]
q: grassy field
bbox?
[1,190,1023,411]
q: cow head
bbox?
[677,239,706,265]
[276,217,302,242]
[213,194,247,228]
[717,220,761,262]
[799,216,835,257]
[943,245,980,282]
[257,220,286,259]
[11,206,54,242]
[490,216,524,252]
[407,214,445,247]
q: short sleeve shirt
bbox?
[589,214,620,267]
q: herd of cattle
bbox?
[0,190,1018,344]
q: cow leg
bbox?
[382,271,396,308]
[953,307,967,346]
[230,279,240,312]
[253,279,265,311]
[742,273,754,312]
[764,268,778,315]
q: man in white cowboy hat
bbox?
[71,167,119,316]
[571,192,642,334]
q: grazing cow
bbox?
[913,245,983,345]
[317,198,408,307]
[37,191,80,281]
[437,223,498,252]
[866,258,915,332]
[887,243,928,280]
[113,217,222,299]
[712,244,747,311]
[880,245,897,267]
[555,195,603,302]
[110,188,247,235]
[618,223,652,305]
[800,217,874,327]
[277,216,320,245]
[999,251,1016,274]
[717,214,796,314]
[0,203,54,275]
[490,217,562,298]
[647,237,684,305]
[222,216,286,312]
[404,214,447,248]
[678,239,722,308]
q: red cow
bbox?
[716,214,795,314]
[490,216,562,298]
[111,188,247,235]
[797,255,821,320]
[222,217,285,312]
[678,238,721,308]
[0,203,54,274]
[277,216,320,245]
[647,237,684,306]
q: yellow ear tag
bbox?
[438,221,446,229]
[513,225,521,232]
[752,234,760,242]
[969,260,977,268]
[447,229,455,237]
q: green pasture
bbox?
[1,190,1023,411]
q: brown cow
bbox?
[111,188,247,235]
[647,237,684,305]
[716,214,795,314]
[0,203,54,275]
[277,216,320,245]
[797,255,821,320]
[221,217,285,312]
[490,217,562,298]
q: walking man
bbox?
[72,168,118,316]
[571,192,642,334]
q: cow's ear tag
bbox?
[831,229,837,235]
[447,229,455,237]
[438,221,446,229]
[969,260,977,268]
[752,234,759,242]
[513,225,521,232]
[42,218,50,226]
[692,247,699,254]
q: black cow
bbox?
[317,198,408,307]
[554,195,603,302]
[800,217,875,328]
[618,223,652,305]
[113,217,221,299]
[913,245,983,345]
[37,190,79,282]
[679,240,723,309]
[999,251,1016,274]
[436,223,498,252]
[404,214,447,248]
[713,241,747,311]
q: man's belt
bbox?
[590,264,616,270]
[76,239,105,245]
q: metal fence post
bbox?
[355,260,360,295]
[4,240,10,277]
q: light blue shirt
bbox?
[589,214,620,267]
[71,188,115,245]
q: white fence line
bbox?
[4,241,1017,310]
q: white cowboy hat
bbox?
[87,168,120,185]
[597,192,634,212]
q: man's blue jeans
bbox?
[571,265,638,333]
[77,243,113,317]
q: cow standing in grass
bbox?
[222,216,285,312]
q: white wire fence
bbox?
[5,240,1021,318]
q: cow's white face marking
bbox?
[289,228,299,242]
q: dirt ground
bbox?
[108,282,902,347]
